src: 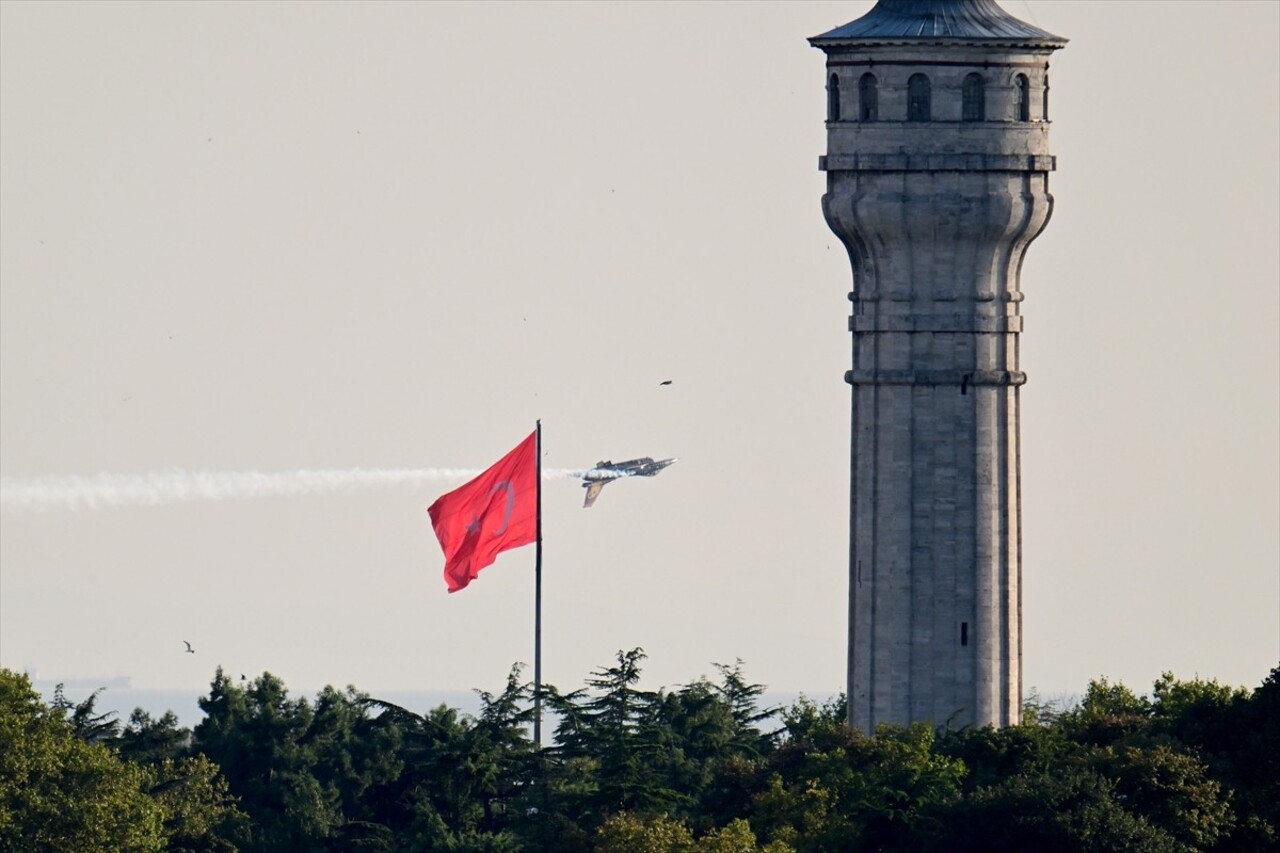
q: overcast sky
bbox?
[2,1,1276,708]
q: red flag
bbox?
[429,431,537,592]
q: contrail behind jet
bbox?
[1,467,580,512]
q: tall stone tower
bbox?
[810,0,1066,731]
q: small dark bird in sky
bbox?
[183,641,195,654]
[659,380,673,386]
[240,674,247,681]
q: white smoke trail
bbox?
[1,468,582,513]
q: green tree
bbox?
[595,812,694,853]
[752,717,965,852]
[934,718,1072,790]
[0,668,165,852]
[775,694,847,746]
[193,669,336,851]
[355,683,528,852]
[595,813,794,853]
[663,662,780,831]
[1209,666,1280,849]
[709,661,778,759]
[118,709,191,766]
[50,684,121,744]
[142,754,247,852]
[1093,743,1233,849]
[304,683,404,847]
[694,818,794,853]
[1150,671,1248,748]
[1059,677,1152,746]
[29,654,1263,853]
[937,763,1182,853]
[935,674,1238,852]
[651,679,741,822]
[550,649,675,820]
[466,663,538,831]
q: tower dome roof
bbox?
[811,0,1065,46]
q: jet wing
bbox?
[583,481,606,508]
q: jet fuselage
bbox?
[576,457,676,507]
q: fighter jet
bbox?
[577,457,676,508]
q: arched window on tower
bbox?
[1015,73,1030,121]
[827,73,840,122]
[907,73,931,121]
[859,73,878,121]
[962,73,985,121]
[1042,75,1050,120]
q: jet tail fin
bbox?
[583,480,606,508]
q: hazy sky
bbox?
[2,1,1277,708]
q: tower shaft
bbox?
[811,0,1065,731]
[834,167,1051,730]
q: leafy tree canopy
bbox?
[3,660,1273,852]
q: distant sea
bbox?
[34,681,832,731]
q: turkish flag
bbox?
[429,431,538,592]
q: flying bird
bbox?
[659,380,673,386]
[183,641,195,654]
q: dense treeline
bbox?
[1,653,1277,852]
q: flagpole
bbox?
[534,419,543,750]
